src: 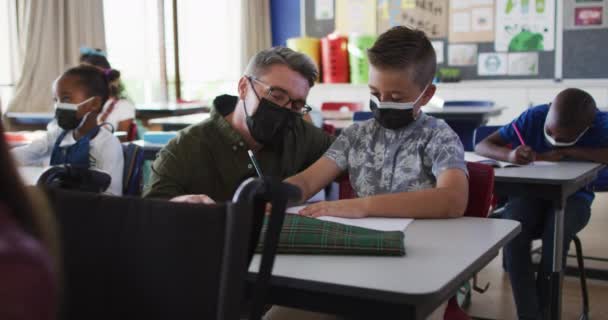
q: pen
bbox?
[512,123,526,146]
[247,150,264,177]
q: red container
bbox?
[321,34,349,83]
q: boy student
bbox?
[475,88,608,320]
[144,47,333,202]
[265,26,468,320]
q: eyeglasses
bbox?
[247,76,312,115]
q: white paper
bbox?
[448,44,478,66]
[286,206,414,232]
[452,12,472,33]
[478,52,508,75]
[471,7,493,31]
[495,0,555,51]
[431,40,445,64]
[315,0,334,20]
[508,52,539,75]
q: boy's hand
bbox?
[298,200,366,218]
[170,194,216,205]
[508,145,536,164]
[536,150,564,162]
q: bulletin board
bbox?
[299,0,608,80]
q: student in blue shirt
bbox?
[475,88,608,320]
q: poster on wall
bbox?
[564,0,608,30]
[432,41,445,64]
[495,0,556,51]
[315,0,335,20]
[507,52,539,75]
[478,52,508,75]
[335,0,376,34]
[448,44,478,66]
[449,0,495,42]
[377,0,448,39]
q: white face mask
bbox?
[543,117,589,147]
[54,96,95,111]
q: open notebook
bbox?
[465,153,557,168]
[286,206,413,232]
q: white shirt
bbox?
[12,126,124,196]
[98,98,136,131]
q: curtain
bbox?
[239,0,272,73]
[6,0,106,115]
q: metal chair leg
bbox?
[573,235,590,320]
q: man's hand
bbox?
[170,194,216,204]
[507,145,536,164]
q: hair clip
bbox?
[80,46,107,57]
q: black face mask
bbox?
[55,109,81,130]
[244,98,296,146]
[370,100,416,130]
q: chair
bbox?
[43,177,297,320]
[321,102,363,112]
[353,111,373,122]
[122,143,145,196]
[444,101,495,107]
[336,162,496,320]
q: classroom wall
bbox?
[270,0,301,47]
[307,80,608,125]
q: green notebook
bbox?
[256,214,405,256]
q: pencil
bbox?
[512,123,526,146]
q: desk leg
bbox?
[547,201,565,320]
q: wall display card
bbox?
[564,0,607,30]
[336,0,376,34]
[449,0,495,42]
[478,52,508,75]
[495,0,556,51]
[315,0,335,20]
[448,44,478,66]
[432,40,445,64]
[507,52,539,75]
[377,0,448,39]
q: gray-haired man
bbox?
[144,47,333,203]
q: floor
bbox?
[466,193,608,319]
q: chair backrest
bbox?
[321,102,363,112]
[122,143,145,196]
[126,120,139,141]
[444,100,495,107]
[472,125,502,147]
[337,162,495,218]
[463,162,495,218]
[353,111,373,122]
[44,188,255,320]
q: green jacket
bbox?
[143,95,334,202]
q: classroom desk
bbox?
[147,113,210,131]
[248,217,520,319]
[135,102,209,122]
[465,153,605,320]
[5,112,55,131]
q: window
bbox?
[0,0,16,110]
[103,0,242,104]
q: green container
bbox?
[348,35,376,85]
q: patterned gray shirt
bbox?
[324,113,467,197]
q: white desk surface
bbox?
[249,217,519,300]
[18,166,45,185]
[148,113,210,125]
[465,152,605,184]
